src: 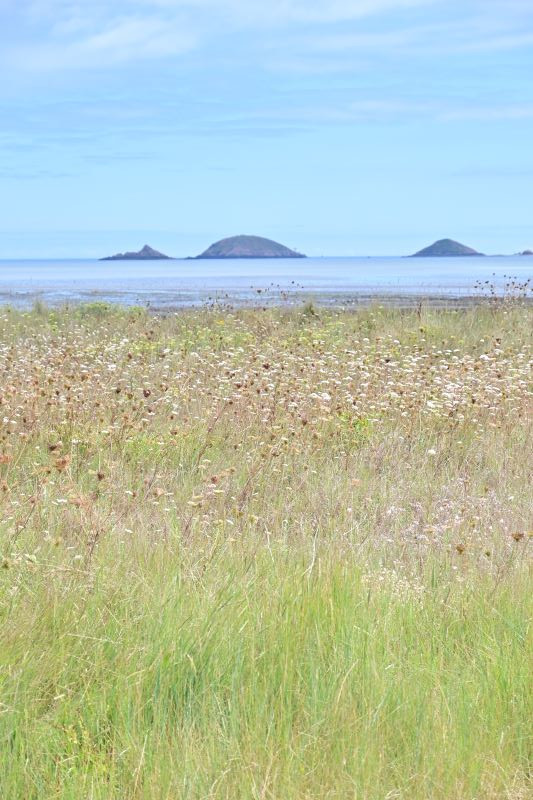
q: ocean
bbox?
[0,255,531,309]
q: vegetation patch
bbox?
[0,303,531,798]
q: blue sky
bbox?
[0,0,532,257]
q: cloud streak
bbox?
[1,0,438,71]
[1,0,532,74]
[441,105,533,121]
[11,16,196,69]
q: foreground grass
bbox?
[0,302,531,798]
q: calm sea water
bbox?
[0,256,531,309]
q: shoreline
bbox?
[0,290,531,312]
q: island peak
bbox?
[410,238,484,257]
[195,235,305,259]
[101,244,172,261]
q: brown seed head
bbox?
[54,455,71,472]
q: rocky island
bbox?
[195,235,305,259]
[101,244,172,261]
[520,249,533,256]
[410,239,484,257]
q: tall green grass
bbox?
[1,540,531,799]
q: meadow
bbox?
[0,300,531,799]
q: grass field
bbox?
[0,301,531,799]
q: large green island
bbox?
[195,235,305,259]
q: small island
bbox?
[520,249,533,256]
[410,239,484,257]
[195,235,306,259]
[100,244,173,261]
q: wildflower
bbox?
[54,456,71,472]
[69,495,89,509]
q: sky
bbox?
[0,0,532,258]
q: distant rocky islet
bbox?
[100,245,172,261]
[410,239,484,257]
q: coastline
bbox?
[0,290,531,312]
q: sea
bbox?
[0,255,531,310]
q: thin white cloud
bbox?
[441,106,533,121]
[291,28,425,53]
[128,0,436,25]
[2,0,438,71]
[218,95,533,128]
[457,31,533,52]
[1,0,532,73]
[282,15,533,59]
[12,17,196,69]
[6,0,437,25]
